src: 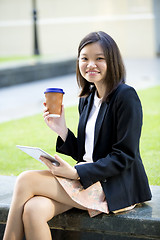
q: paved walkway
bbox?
[0,74,79,123]
[0,57,160,205]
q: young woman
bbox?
[3,31,152,240]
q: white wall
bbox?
[0,0,157,59]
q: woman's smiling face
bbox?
[78,42,107,86]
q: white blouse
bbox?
[83,92,102,162]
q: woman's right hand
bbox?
[43,103,68,142]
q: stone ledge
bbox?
[0,59,76,88]
[0,186,160,240]
[48,200,160,239]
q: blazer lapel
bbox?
[94,101,108,148]
[93,84,123,149]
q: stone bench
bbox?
[0,177,159,240]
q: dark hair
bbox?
[76,31,126,101]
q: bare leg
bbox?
[3,170,86,240]
[23,196,72,240]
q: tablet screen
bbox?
[16,145,60,166]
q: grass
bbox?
[0,55,56,63]
[138,86,160,185]
[0,56,40,63]
[0,106,79,176]
[0,86,159,185]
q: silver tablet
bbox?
[16,145,60,166]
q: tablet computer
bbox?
[16,145,60,166]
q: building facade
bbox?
[0,0,159,60]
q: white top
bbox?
[83,92,102,162]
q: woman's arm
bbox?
[56,97,87,160]
[43,104,68,142]
[42,103,80,178]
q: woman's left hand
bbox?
[40,154,79,180]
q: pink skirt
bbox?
[56,176,109,217]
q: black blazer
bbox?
[56,84,152,211]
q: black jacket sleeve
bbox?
[56,129,78,161]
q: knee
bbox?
[15,171,35,195]
[23,197,48,224]
[23,199,37,224]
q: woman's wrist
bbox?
[59,127,68,142]
[73,169,80,180]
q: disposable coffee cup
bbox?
[44,88,65,117]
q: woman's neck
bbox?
[95,83,107,99]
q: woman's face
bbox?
[79,42,107,86]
